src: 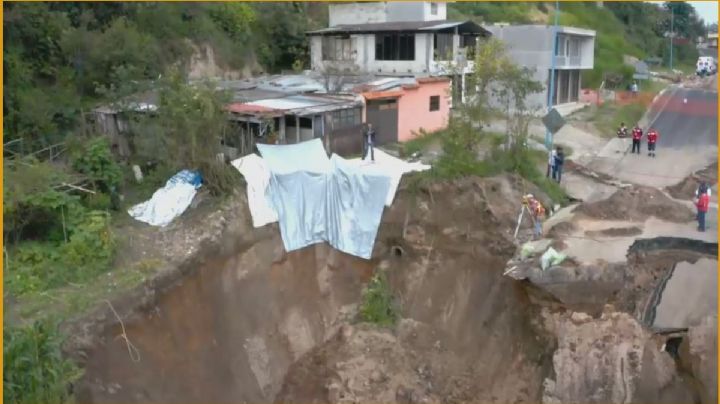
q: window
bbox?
[375,33,415,61]
[322,36,352,61]
[434,33,453,60]
[330,107,361,129]
[299,117,313,129]
[460,35,478,59]
[429,96,440,111]
[285,116,314,129]
[554,35,564,56]
[430,2,438,15]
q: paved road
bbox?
[645,86,718,148]
[589,80,718,189]
[651,258,718,330]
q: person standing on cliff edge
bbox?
[363,123,376,162]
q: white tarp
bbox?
[232,144,430,229]
[348,149,430,205]
[128,170,202,227]
[231,154,278,228]
[254,139,392,259]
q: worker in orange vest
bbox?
[525,194,546,239]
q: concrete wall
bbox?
[329,2,387,26]
[311,33,434,75]
[328,2,445,26]
[487,25,595,71]
[485,25,595,109]
[398,80,451,142]
[386,2,446,22]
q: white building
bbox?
[487,24,596,110]
[306,2,490,103]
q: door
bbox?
[313,115,323,138]
[366,98,399,145]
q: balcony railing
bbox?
[555,55,583,68]
[429,60,475,75]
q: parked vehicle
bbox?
[696,56,717,76]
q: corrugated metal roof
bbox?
[307,20,490,36]
[239,94,361,115]
[418,21,465,31]
[226,103,280,114]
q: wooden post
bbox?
[295,115,300,143]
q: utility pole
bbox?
[545,0,560,151]
[669,6,674,71]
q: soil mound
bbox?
[547,221,577,238]
[574,186,694,223]
[666,162,718,200]
[585,226,643,237]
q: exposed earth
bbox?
[29,78,716,404]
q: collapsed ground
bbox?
[50,164,717,404]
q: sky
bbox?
[645,1,718,24]
[688,1,718,24]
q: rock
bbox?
[569,312,592,324]
[681,315,718,404]
[396,386,421,404]
[370,370,384,383]
[327,381,342,403]
[340,325,354,342]
[543,311,690,403]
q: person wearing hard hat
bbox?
[525,194,546,239]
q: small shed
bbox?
[226,92,364,156]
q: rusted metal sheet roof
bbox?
[226,103,280,115]
[362,90,404,100]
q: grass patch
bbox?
[401,129,443,157]
[358,271,397,327]
[3,318,83,404]
[425,129,570,206]
[589,102,647,138]
[11,264,151,325]
[525,150,571,204]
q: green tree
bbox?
[434,38,543,178]
[664,2,706,40]
[134,69,240,195]
[70,137,122,193]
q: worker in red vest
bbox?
[695,191,710,232]
[631,124,643,154]
[646,128,659,157]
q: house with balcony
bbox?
[707,32,718,49]
[487,24,596,111]
[306,2,491,104]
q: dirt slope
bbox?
[574,186,694,222]
[71,174,552,403]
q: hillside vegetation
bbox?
[449,1,704,87]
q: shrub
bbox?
[359,271,397,327]
[70,137,122,193]
[5,210,115,295]
[82,192,112,211]
[3,158,80,243]
[3,320,81,404]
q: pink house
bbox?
[359,77,451,144]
